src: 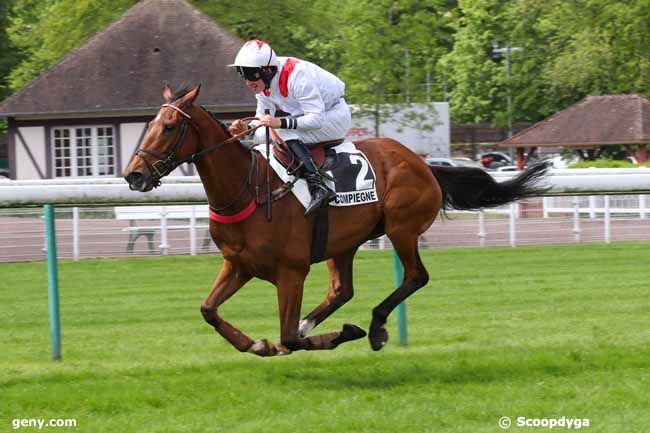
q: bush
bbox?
[569,160,638,168]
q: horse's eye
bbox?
[164,124,176,132]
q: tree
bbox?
[443,0,650,128]
[437,0,517,125]
[190,0,344,68]
[333,0,456,136]
[6,0,138,91]
[0,0,21,102]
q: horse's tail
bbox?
[429,161,551,211]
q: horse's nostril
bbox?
[125,172,144,189]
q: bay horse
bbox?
[124,85,549,357]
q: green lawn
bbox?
[1,244,649,433]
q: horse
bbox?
[123,84,549,357]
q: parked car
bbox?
[426,157,483,168]
[480,152,512,169]
[495,165,519,172]
[0,169,9,179]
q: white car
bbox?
[426,157,483,168]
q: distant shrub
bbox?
[569,160,637,168]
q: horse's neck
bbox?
[194,125,253,209]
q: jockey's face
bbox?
[244,78,265,94]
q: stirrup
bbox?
[304,183,336,216]
[287,161,304,176]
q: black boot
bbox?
[287,140,336,216]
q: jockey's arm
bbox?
[258,71,326,131]
[287,76,325,130]
[229,97,276,135]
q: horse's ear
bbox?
[163,84,173,103]
[180,84,201,106]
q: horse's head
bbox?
[124,84,202,192]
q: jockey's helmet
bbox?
[229,40,279,84]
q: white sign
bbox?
[346,103,450,157]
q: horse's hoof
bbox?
[247,339,277,357]
[331,323,367,347]
[342,323,367,341]
[275,343,293,356]
[369,326,388,351]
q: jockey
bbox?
[228,39,351,216]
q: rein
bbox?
[135,105,261,187]
[135,105,291,222]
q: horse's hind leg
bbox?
[298,248,364,338]
[369,234,429,350]
[272,267,366,353]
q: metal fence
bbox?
[2,195,650,263]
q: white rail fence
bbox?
[2,168,650,262]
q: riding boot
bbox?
[287,140,336,216]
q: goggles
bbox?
[236,66,264,81]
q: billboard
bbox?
[345,102,450,157]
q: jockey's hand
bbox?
[258,114,281,128]
[228,119,247,135]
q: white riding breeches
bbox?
[253,99,351,147]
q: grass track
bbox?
[1,243,649,433]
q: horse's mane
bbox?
[201,106,232,138]
[171,84,195,102]
[170,84,233,138]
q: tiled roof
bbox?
[0,0,255,117]
[504,94,650,147]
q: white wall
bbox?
[346,103,450,157]
[119,122,188,176]
[15,126,46,180]
[120,123,147,173]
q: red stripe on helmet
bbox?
[245,39,266,50]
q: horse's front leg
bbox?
[200,259,255,352]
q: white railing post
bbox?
[640,194,647,219]
[190,205,197,256]
[604,195,611,243]
[509,202,517,247]
[478,209,486,247]
[589,195,597,219]
[159,206,169,255]
[41,214,47,255]
[72,207,80,261]
[542,196,550,218]
[572,198,581,243]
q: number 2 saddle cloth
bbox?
[254,141,380,210]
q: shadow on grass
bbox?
[260,345,648,390]
[3,344,645,394]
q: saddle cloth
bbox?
[254,141,380,210]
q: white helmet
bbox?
[229,40,279,68]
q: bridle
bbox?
[133,104,193,185]
[133,103,259,188]
[132,103,287,219]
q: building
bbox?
[503,94,650,169]
[0,0,255,180]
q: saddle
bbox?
[272,138,344,173]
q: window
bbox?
[52,126,115,177]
